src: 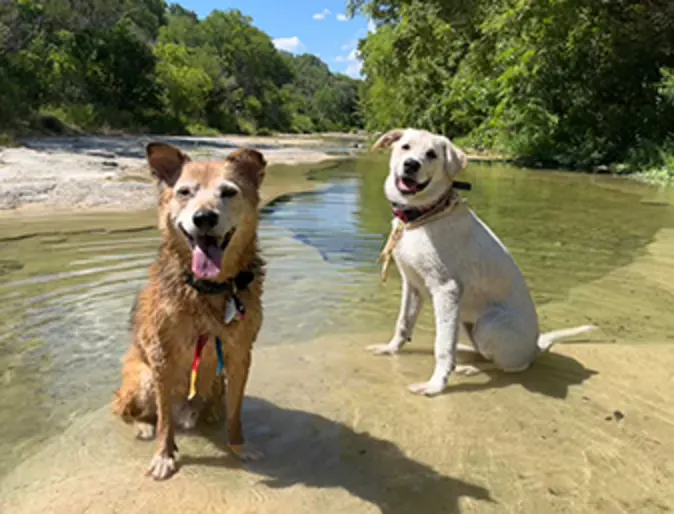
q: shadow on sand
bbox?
[402,346,598,400]
[182,397,494,514]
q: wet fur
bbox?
[113,146,267,479]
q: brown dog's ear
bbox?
[227,148,267,188]
[228,148,267,168]
[146,142,190,187]
[371,129,405,151]
[441,137,468,175]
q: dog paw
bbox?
[146,452,177,480]
[229,444,264,463]
[366,344,399,356]
[455,364,482,376]
[408,380,446,397]
[134,422,156,441]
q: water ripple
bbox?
[2,159,674,478]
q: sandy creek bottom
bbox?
[1,158,673,513]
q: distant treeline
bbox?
[350,0,674,177]
[0,1,363,136]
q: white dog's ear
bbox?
[441,137,468,175]
[371,129,405,151]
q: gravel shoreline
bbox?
[0,134,359,211]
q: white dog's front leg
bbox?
[408,280,461,396]
[368,276,423,355]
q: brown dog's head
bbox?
[146,143,267,279]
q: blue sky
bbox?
[179,1,375,78]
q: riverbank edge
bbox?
[0,156,351,242]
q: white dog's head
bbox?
[372,128,468,207]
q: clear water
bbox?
[1,155,674,479]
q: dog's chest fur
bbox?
[392,222,442,288]
[131,249,264,386]
[391,206,532,319]
[391,207,476,278]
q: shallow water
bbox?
[1,156,674,507]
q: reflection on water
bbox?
[1,156,674,478]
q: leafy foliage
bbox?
[0,1,362,135]
[351,0,674,171]
[281,53,363,132]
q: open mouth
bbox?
[179,225,236,280]
[396,176,431,195]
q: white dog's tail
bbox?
[537,325,597,353]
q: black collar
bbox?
[391,181,471,223]
[183,269,255,295]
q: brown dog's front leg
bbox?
[146,368,178,480]
[206,373,226,424]
[226,350,261,461]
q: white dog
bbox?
[369,128,595,396]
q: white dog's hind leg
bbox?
[408,281,461,396]
[454,342,485,375]
[454,364,485,376]
[472,307,538,372]
[456,343,480,354]
[368,276,423,356]
[457,322,489,357]
[453,329,498,375]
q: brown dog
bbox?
[113,142,266,480]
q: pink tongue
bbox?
[397,177,416,193]
[191,245,223,280]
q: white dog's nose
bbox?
[403,158,421,175]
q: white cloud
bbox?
[368,19,377,33]
[272,36,306,53]
[336,13,349,22]
[346,60,363,78]
[336,49,363,78]
[341,26,369,53]
[312,8,331,20]
[336,27,369,78]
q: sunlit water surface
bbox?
[2,156,674,478]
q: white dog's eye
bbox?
[426,149,438,160]
[401,144,410,150]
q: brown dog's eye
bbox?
[401,144,411,151]
[176,187,191,198]
[426,149,438,160]
[220,186,238,199]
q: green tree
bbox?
[281,53,362,132]
[351,0,674,169]
[0,1,363,136]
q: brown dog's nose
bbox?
[193,209,219,230]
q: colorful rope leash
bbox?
[215,336,225,376]
[188,335,226,400]
[185,273,251,400]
